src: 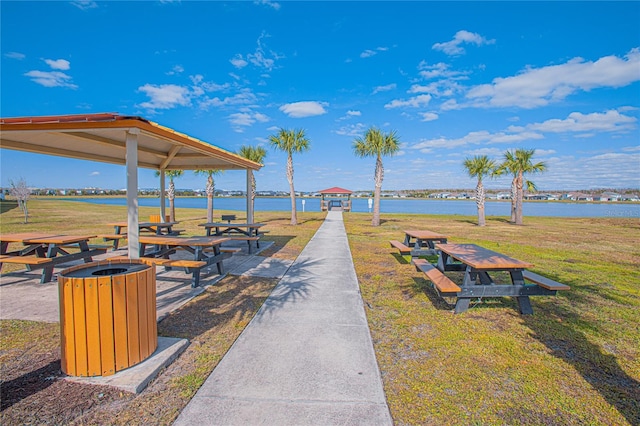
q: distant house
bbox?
[496,192,511,200]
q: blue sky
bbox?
[1,1,639,192]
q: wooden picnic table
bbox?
[433,243,553,315]
[403,230,448,254]
[199,222,265,237]
[106,221,181,236]
[136,235,231,287]
[0,233,106,283]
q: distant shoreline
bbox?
[28,195,640,205]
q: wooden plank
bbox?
[125,271,141,366]
[389,240,411,254]
[72,277,89,376]
[0,255,53,265]
[413,258,461,294]
[112,273,129,372]
[84,277,102,376]
[523,271,570,291]
[146,267,157,355]
[136,269,150,360]
[59,277,76,376]
[98,275,116,376]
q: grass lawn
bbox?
[1,198,639,425]
[345,213,639,425]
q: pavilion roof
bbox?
[318,187,353,194]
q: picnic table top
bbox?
[404,230,448,239]
[138,235,230,247]
[0,233,95,244]
[199,222,265,228]
[435,243,534,270]
[1,232,61,243]
[106,221,180,227]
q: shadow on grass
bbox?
[523,283,640,425]
[259,235,295,256]
[157,275,277,340]
[0,360,61,410]
[0,200,19,214]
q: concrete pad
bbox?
[65,336,189,394]
[175,398,392,426]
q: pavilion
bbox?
[319,187,352,212]
[0,113,262,257]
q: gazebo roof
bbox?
[319,187,352,194]
[0,113,262,171]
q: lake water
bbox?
[59,197,640,218]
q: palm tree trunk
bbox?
[168,180,176,222]
[476,180,486,226]
[515,172,524,225]
[287,154,297,225]
[206,175,214,222]
[510,178,517,223]
[249,170,256,213]
[372,155,383,226]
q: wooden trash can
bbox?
[58,259,157,377]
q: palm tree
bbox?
[194,169,223,222]
[155,170,184,222]
[238,145,267,217]
[499,149,547,225]
[268,128,310,225]
[463,155,498,226]
[353,127,401,226]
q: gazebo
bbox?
[319,187,352,212]
[0,113,262,257]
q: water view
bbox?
[61,197,639,218]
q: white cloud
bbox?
[527,110,637,134]
[71,1,98,10]
[466,48,640,109]
[90,171,100,176]
[417,62,467,80]
[230,55,248,69]
[24,70,77,89]
[280,101,328,118]
[432,30,495,56]
[228,111,270,132]
[245,32,284,71]
[372,83,396,94]
[360,46,389,58]
[137,84,191,109]
[254,0,281,10]
[199,89,259,109]
[166,65,184,75]
[384,94,431,109]
[337,110,362,121]
[44,59,70,70]
[420,112,439,122]
[335,122,367,137]
[5,52,25,60]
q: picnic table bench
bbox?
[413,243,569,314]
[117,235,232,287]
[199,222,265,254]
[0,233,106,283]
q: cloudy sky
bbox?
[1,1,639,192]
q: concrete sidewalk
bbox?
[175,211,392,425]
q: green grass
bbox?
[345,213,639,425]
[1,200,639,424]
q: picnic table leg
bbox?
[511,270,534,315]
